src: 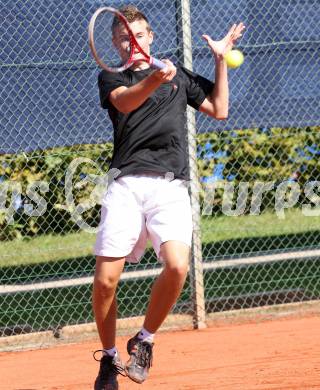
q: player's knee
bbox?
[164,260,188,281]
[94,276,118,297]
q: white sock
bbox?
[137,327,155,343]
[102,347,117,357]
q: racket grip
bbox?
[150,57,167,70]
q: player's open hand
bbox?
[202,23,245,59]
[152,59,177,82]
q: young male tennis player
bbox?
[92,5,245,389]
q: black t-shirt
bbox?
[98,65,214,180]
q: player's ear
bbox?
[148,29,154,44]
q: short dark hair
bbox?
[112,5,151,33]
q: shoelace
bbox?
[136,342,153,368]
[93,350,127,378]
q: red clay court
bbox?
[1,313,320,390]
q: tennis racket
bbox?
[88,7,166,73]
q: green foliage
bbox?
[197,126,320,215]
[0,143,113,240]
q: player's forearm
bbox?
[211,56,229,119]
[112,73,163,114]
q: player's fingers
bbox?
[153,69,168,82]
[161,59,176,70]
[158,60,169,71]
[163,69,176,81]
[234,23,246,37]
[227,24,237,38]
[229,24,245,46]
[168,63,177,75]
[161,60,176,78]
[202,34,213,44]
[154,67,176,82]
[168,69,177,80]
[161,59,171,65]
[229,23,245,41]
[167,66,176,77]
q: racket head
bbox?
[88,6,151,73]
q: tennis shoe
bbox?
[125,333,154,383]
[93,350,126,390]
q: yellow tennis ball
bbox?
[225,49,244,69]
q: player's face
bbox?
[113,19,153,64]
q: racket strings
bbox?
[93,10,133,70]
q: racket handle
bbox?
[150,57,167,70]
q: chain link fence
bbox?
[1,0,320,349]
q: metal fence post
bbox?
[176,0,206,329]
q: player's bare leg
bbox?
[93,256,125,348]
[93,256,126,390]
[144,240,190,331]
[125,240,190,383]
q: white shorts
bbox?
[94,173,193,262]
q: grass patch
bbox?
[1,208,320,268]
[0,231,96,267]
[201,207,320,243]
